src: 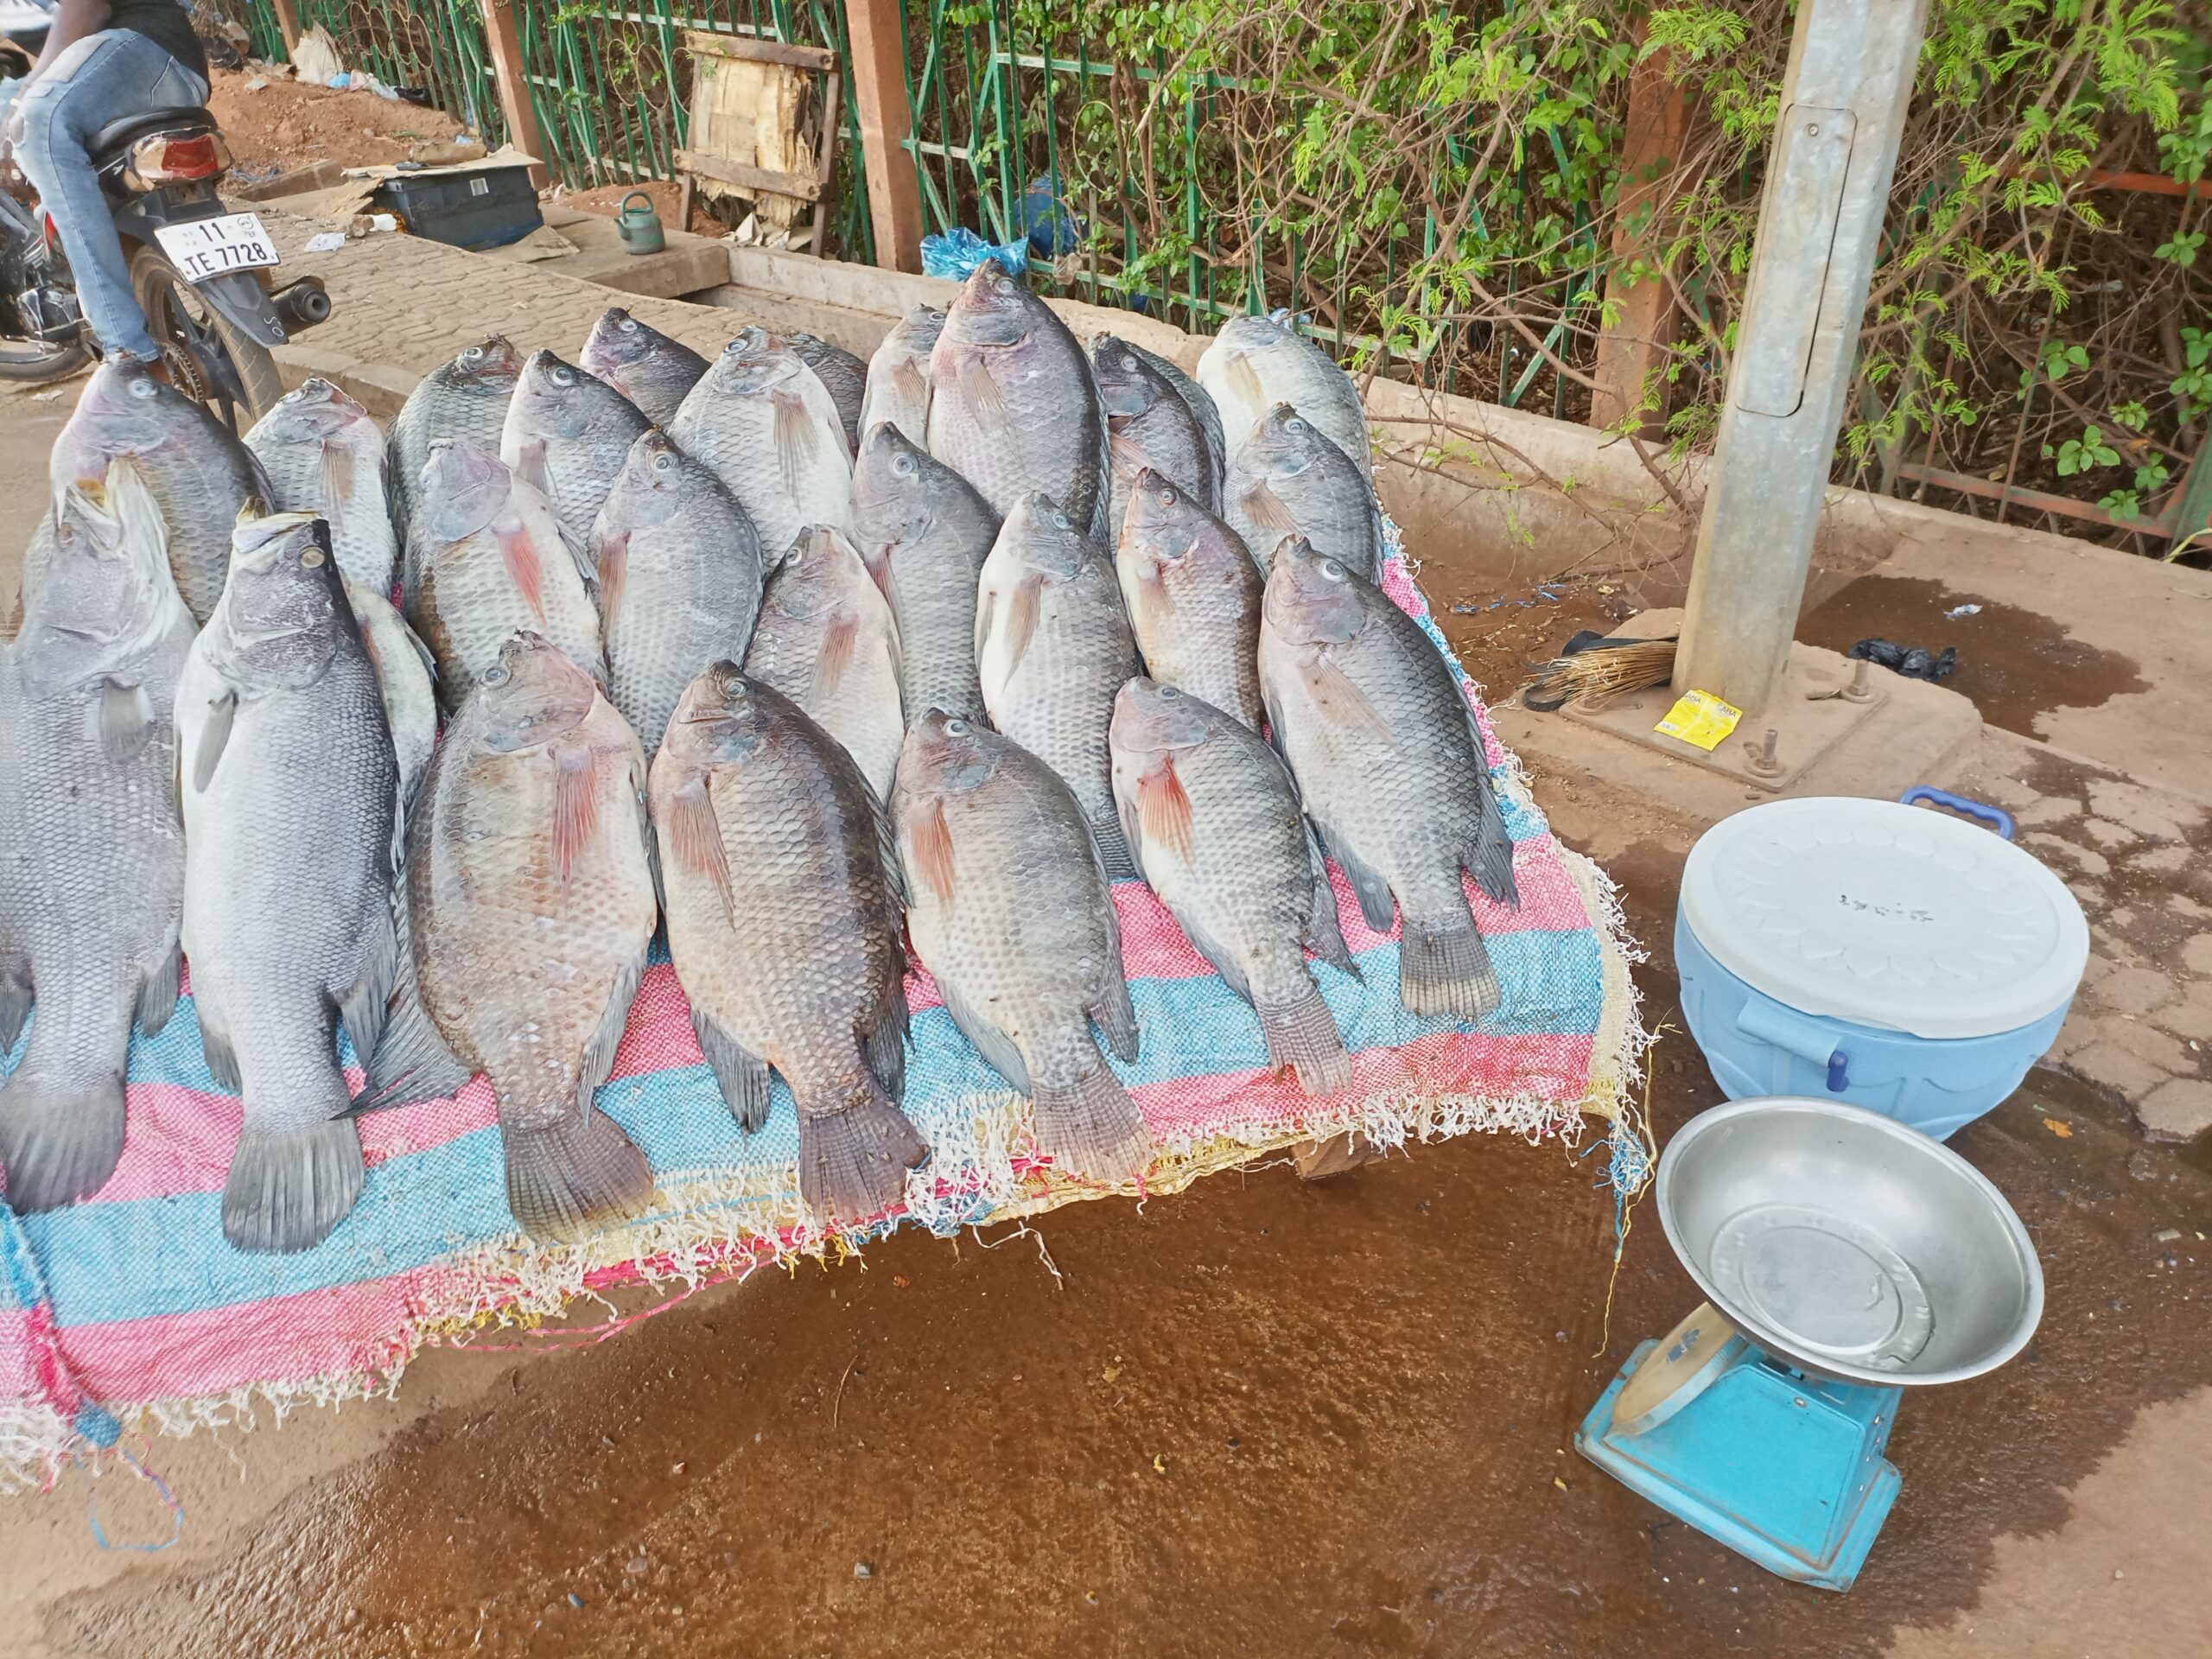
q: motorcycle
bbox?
[0,5,330,427]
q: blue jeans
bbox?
[9,30,210,360]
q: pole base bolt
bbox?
[1745,727,1785,779]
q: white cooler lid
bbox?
[1680,798,2089,1040]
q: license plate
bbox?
[153,213,281,283]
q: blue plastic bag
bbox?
[920,227,1029,280]
[1022,172,1082,257]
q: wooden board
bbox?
[681,30,819,230]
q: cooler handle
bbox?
[1898,785,2015,841]
[1734,1000,1851,1092]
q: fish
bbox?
[788,332,870,454]
[1090,334,1218,535]
[382,632,659,1243]
[1109,677,1357,1094]
[500,348,653,555]
[175,512,401,1252]
[1116,467,1264,732]
[48,355,271,622]
[388,336,523,574]
[741,525,902,799]
[1117,340,1225,497]
[1198,314,1374,485]
[579,306,710,428]
[652,668,925,1223]
[893,710,1149,1183]
[849,421,997,725]
[346,579,439,814]
[858,305,944,448]
[668,327,853,563]
[0,462,195,1210]
[591,429,765,756]
[927,264,1110,543]
[9,513,54,639]
[1256,536,1519,1019]
[1224,403,1384,581]
[974,493,1141,877]
[406,439,605,710]
[244,377,396,594]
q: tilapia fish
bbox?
[580,306,709,428]
[1120,340,1225,497]
[859,305,944,448]
[1257,537,1519,1019]
[347,579,439,812]
[49,355,270,622]
[1224,402,1384,581]
[1090,334,1218,534]
[1198,314,1375,486]
[501,348,652,554]
[387,632,659,1243]
[789,333,869,454]
[0,463,195,1210]
[927,264,1110,543]
[893,711,1149,1182]
[177,513,400,1251]
[407,439,604,710]
[389,336,522,571]
[1116,467,1264,732]
[245,377,395,594]
[668,327,853,562]
[1110,677,1356,1094]
[652,669,925,1222]
[975,493,1141,877]
[594,429,764,755]
[850,422,995,725]
[742,525,902,799]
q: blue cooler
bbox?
[1676,796,2088,1141]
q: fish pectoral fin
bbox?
[1239,478,1298,535]
[907,797,957,906]
[664,776,734,914]
[693,1008,772,1134]
[320,439,356,516]
[1135,757,1194,866]
[809,607,860,703]
[494,522,548,624]
[957,357,1014,446]
[511,437,553,500]
[551,744,603,883]
[579,944,647,1105]
[1327,839,1399,934]
[933,974,1030,1096]
[136,942,182,1036]
[997,574,1046,682]
[771,390,817,501]
[1107,429,1150,480]
[191,688,238,793]
[97,677,154,761]
[1299,654,1394,744]
[596,526,629,633]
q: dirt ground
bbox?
[206,68,472,176]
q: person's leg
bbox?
[12,31,210,361]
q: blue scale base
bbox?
[1576,1339,1904,1592]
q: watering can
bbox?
[614,190,665,256]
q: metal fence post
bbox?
[1672,0,1932,717]
[479,0,548,188]
[844,0,925,272]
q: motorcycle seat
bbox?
[89,106,217,162]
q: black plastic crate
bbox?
[371,164,542,252]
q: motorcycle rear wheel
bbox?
[0,334,91,382]
[128,243,283,429]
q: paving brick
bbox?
[2138,1078,2212,1141]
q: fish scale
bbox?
[388,338,523,575]
[500,349,653,555]
[1116,467,1264,733]
[850,423,996,726]
[741,526,901,800]
[860,306,944,448]
[668,328,853,562]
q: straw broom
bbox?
[1522,636,1680,713]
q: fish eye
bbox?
[1120,355,1138,372]
[723,339,744,354]
[482,664,509,686]
[1052,511,1070,530]
[1159,486,1177,506]
[462,346,482,362]
[1286,416,1306,433]
[1320,559,1347,582]
[944,717,969,736]
[893,453,917,477]
[619,318,638,334]
[551,366,575,386]
[652,452,675,474]
[128,376,157,399]
[299,546,326,569]
[991,276,1012,294]
[1159,684,1181,700]
[719,672,745,697]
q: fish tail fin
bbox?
[0,1076,126,1211]
[1398,916,1501,1020]
[501,1112,654,1244]
[796,1077,928,1227]
[1256,984,1353,1096]
[220,1118,364,1253]
[1029,1052,1151,1186]
[1090,810,1138,882]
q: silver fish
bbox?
[975,493,1141,877]
[1198,314,1374,485]
[1110,677,1356,1094]
[1116,467,1264,732]
[742,525,902,799]
[1224,402,1384,581]
[652,668,924,1224]
[346,579,438,814]
[176,513,399,1251]
[1257,537,1518,1019]
[859,305,944,448]
[592,429,764,755]
[0,462,194,1210]
[850,421,996,725]
[668,327,853,562]
[389,336,523,574]
[1119,340,1225,497]
[1090,333,1218,535]
[580,306,709,429]
[49,355,270,622]
[408,441,605,710]
[789,332,869,454]
[245,377,396,594]
[893,710,1148,1183]
[500,348,652,555]
[928,264,1110,543]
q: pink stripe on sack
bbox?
[0,1311,44,1398]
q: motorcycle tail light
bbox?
[124,132,232,191]
[41,213,59,246]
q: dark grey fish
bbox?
[389,337,523,578]
[500,349,653,554]
[580,306,710,429]
[1121,340,1225,496]
[790,332,869,454]
[860,306,944,448]
[1224,403,1385,580]
[1199,315,1374,485]
[850,422,997,725]
[1090,333,1217,536]
[1116,467,1263,732]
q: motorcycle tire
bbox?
[128,242,284,429]
[0,334,91,383]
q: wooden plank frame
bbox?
[677,30,842,255]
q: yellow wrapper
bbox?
[1654,689,1742,751]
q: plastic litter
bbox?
[1945,603,1983,619]
[1021,172,1081,256]
[1848,639,1958,682]
[919,226,1029,280]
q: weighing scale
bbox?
[1576,1096,2044,1592]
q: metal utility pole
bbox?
[1672,0,1931,717]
